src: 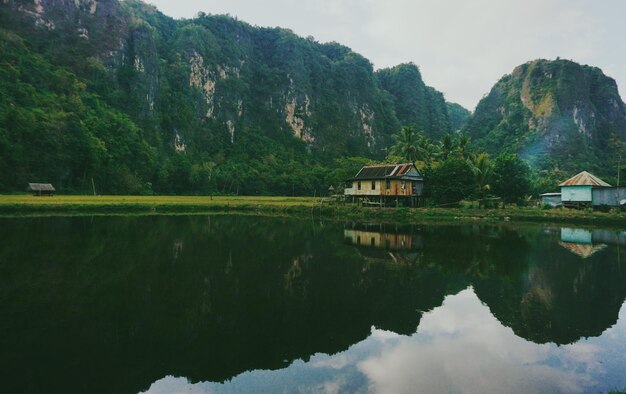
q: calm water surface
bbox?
[1,215,625,393]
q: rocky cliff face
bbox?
[0,0,468,193]
[2,0,466,153]
[464,59,626,174]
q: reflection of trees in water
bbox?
[467,227,626,345]
[0,216,449,394]
[0,218,625,393]
[347,224,626,345]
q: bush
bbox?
[425,158,475,206]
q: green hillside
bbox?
[0,0,466,194]
[464,59,626,177]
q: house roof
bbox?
[27,183,55,191]
[559,242,607,258]
[559,171,611,187]
[350,163,422,181]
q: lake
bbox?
[1,215,625,393]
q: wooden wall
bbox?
[344,180,423,197]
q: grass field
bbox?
[0,195,319,207]
[0,194,625,227]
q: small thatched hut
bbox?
[27,183,55,196]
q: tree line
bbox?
[388,125,533,207]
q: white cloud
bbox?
[142,288,626,393]
[357,288,593,393]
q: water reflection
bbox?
[0,216,625,393]
[344,223,421,265]
[559,228,607,258]
[344,224,421,251]
[559,227,626,259]
[148,288,626,393]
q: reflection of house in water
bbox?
[344,224,422,264]
[558,227,626,258]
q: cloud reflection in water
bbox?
[144,287,626,394]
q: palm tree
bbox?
[392,125,419,163]
[391,126,440,170]
[440,133,454,160]
[456,133,472,160]
[415,133,440,168]
[472,153,492,208]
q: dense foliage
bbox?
[0,0,468,195]
[446,102,471,131]
[376,63,453,140]
[425,158,475,206]
[2,2,623,197]
[0,30,156,193]
[491,153,532,204]
[389,127,534,206]
[464,59,626,178]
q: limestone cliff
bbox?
[464,59,626,175]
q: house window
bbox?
[386,180,391,190]
[371,181,376,190]
[357,181,361,190]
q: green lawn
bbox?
[0,195,319,207]
[0,194,625,227]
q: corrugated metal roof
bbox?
[351,163,422,180]
[27,183,55,191]
[559,171,611,187]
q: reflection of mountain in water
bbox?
[0,217,625,393]
[470,226,626,345]
[0,216,454,394]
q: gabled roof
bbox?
[559,171,611,187]
[27,183,55,191]
[559,242,607,258]
[350,163,422,181]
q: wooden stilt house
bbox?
[344,163,423,207]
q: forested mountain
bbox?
[376,63,454,140]
[464,59,626,177]
[0,0,466,194]
[446,102,471,132]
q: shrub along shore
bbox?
[1,195,625,227]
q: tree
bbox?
[326,157,374,188]
[425,158,475,206]
[391,126,439,169]
[391,125,419,163]
[414,133,440,168]
[440,133,454,160]
[456,133,472,160]
[470,153,493,208]
[491,153,531,205]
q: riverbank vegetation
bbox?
[1,195,625,226]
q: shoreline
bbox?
[0,195,625,228]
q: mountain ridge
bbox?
[1,0,624,194]
[464,58,626,176]
[0,0,468,193]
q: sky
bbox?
[145,0,626,111]
[143,288,626,393]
